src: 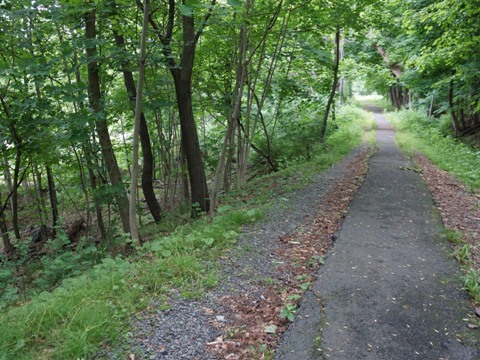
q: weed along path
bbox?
[276,109,480,359]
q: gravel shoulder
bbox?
[97,144,372,360]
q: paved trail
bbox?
[276,109,479,359]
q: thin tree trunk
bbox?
[180,142,190,206]
[237,0,284,186]
[3,152,13,210]
[338,36,345,105]
[46,165,58,237]
[11,144,21,240]
[129,0,149,244]
[84,9,130,234]
[429,93,435,119]
[33,164,47,225]
[72,146,89,230]
[0,210,12,254]
[223,125,235,193]
[86,157,107,241]
[320,28,341,145]
[210,23,247,215]
[449,77,459,136]
[112,28,162,223]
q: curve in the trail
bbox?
[276,109,479,359]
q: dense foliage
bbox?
[348,0,480,136]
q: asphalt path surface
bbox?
[276,108,479,359]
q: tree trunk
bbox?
[171,72,209,214]
[0,209,12,255]
[320,28,341,145]
[129,0,149,244]
[85,153,107,241]
[84,9,130,234]
[428,93,435,119]
[0,188,12,254]
[33,164,47,225]
[3,152,13,210]
[11,145,21,240]
[112,30,162,224]
[449,77,460,136]
[180,142,190,206]
[223,125,235,193]
[46,165,58,237]
[148,1,214,215]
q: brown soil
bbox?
[413,154,480,271]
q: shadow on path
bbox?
[276,110,479,359]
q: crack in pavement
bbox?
[275,110,480,359]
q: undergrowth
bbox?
[391,110,480,304]
[0,104,372,359]
[390,110,480,191]
[446,230,480,304]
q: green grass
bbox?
[0,258,139,359]
[0,207,262,360]
[0,104,372,359]
[389,110,480,191]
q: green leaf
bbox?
[150,241,163,252]
[300,282,311,292]
[227,0,242,7]
[161,250,172,258]
[178,4,194,16]
[203,238,215,246]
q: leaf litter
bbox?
[207,148,372,359]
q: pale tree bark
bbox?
[111,1,162,224]
[84,9,131,234]
[129,0,149,244]
[338,35,345,105]
[373,43,406,110]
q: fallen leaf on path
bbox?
[207,336,224,345]
[264,324,278,334]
